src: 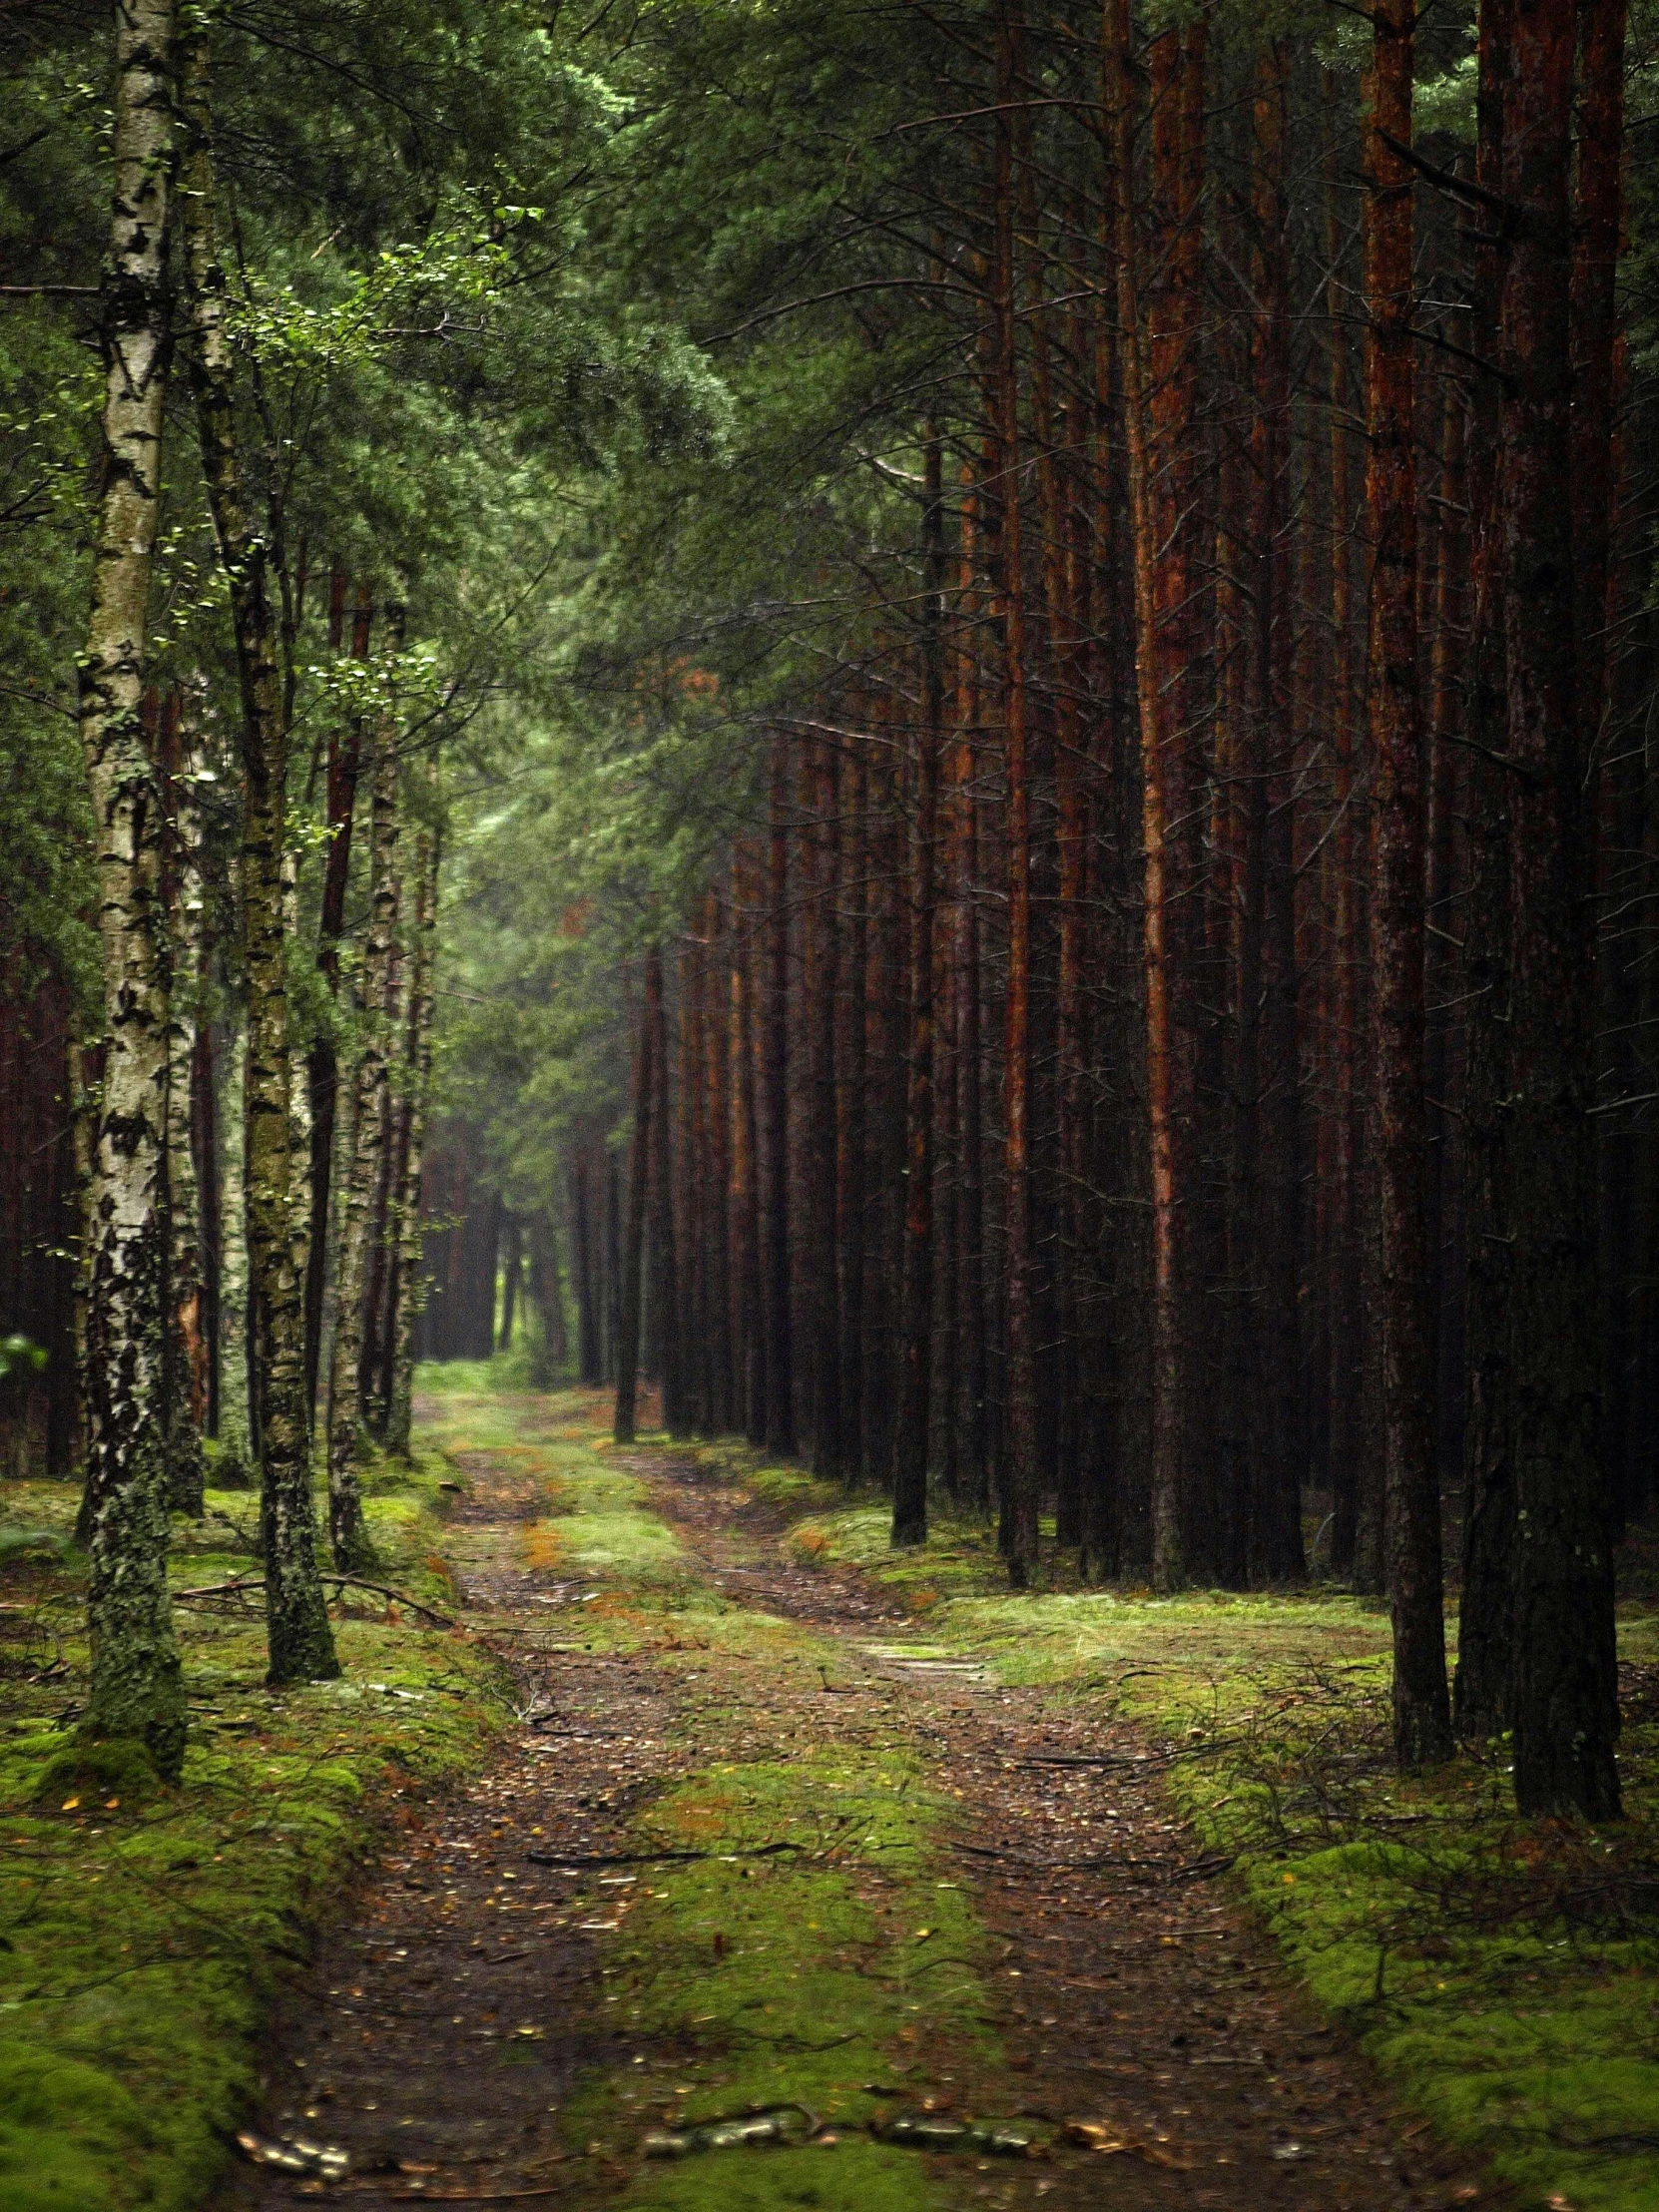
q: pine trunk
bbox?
[1106,0,1183,1591]
[1500,0,1620,1818]
[996,9,1039,1583]
[1363,0,1451,1768]
[614,948,658,1444]
[762,734,796,1451]
[892,435,945,1543]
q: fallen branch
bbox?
[950,1840,1234,1883]
[383,2189,566,2204]
[525,1840,805,1870]
[1015,1737,1243,1773]
[172,1574,457,1629]
[323,1575,458,1628]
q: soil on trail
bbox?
[225,1398,1478,2212]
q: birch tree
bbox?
[179,28,336,1683]
[77,0,189,1779]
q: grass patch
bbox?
[0,1440,506,2212]
[566,1726,998,2212]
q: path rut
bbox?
[224,1402,1479,2212]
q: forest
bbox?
[1,0,1656,2209]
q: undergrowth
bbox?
[0,1421,507,2212]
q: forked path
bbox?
[227,1399,1475,2212]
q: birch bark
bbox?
[325,677,401,1565]
[77,0,188,1776]
[180,33,336,1682]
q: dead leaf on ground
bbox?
[1062,2118,1194,2170]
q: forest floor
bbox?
[214,1381,1656,2212]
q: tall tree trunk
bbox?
[1363,0,1451,1768]
[702,905,734,1426]
[573,1146,602,1386]
[1453,0,1517,1737]
[217,1013,254,1469]
[359,796,407,1422]
[1324,81,1365,1582]
[835,740,868,1477]
[1500,0,1620,1819]
[303,579,371,1423]
[1327,81,1363,1574]
[498,1217,521,1352]
[954,488,991,1510]
[804,743,842,1474]
[161,686,209,1517]
[527,1212,567,1387]
[194,1020,222,1442]
[650,958,685,1432]
[76,0,188,1775]
[1252,43,1306,1585]
[1424,373,1468,1499]
[1106,0,1183,1591]
[614,947,659,1444]
[893,434,945,1544]
[996,5,1039,1584]
[180,32,335,1684]
[762,733,796,1452]
[732,863,767,1442]
[381,788,439,1459]
[322,676,401,1570]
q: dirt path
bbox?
[225,1398,1476,2211]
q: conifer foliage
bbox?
[0,0,1653,1818]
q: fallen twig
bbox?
[950,1840,1234,1883]
[172,1574,457,1629]
[1015,1737,1243,1774]
[383,2189,566,2204]
[525,1840,805,1870]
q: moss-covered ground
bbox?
[764,1462,1659,2212]
[10,1376,1654,2212]
[409,1392,1007,2212]
[0,1432,508,2212]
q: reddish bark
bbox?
[892,436,945,1543]
[1106,0,1183,1590]
[614,946,658,1444]
[996,5,1039,1585]
[762,733,796,1453]
[1364,0,1452,1769]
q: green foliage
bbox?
[0,1343,49,1386]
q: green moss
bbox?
[681,1442,1659,2212]
[32,1737,165,1810]
[566,1742,996,2212]
[543,1459,683,1577]
[0,2054,157,2212]
[404,1403,1003,2211]
[0,1439,509,2212]
[625,2138,954,2212]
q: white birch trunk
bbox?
[77,0,187,1778]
